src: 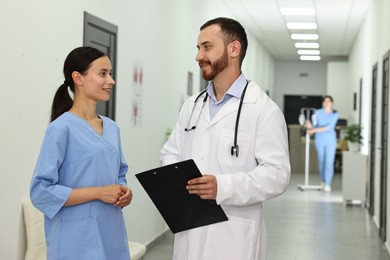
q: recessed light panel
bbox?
[300,55,321,61]
[291,34,319,40]
[297,50,320,55]
[295,42,320,48]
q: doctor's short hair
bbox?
[50,46,106,122]
[200,17,248,67]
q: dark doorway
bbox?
[284,95,323,125]
[380,51,389,242]
[84,12,118,120]
[369,63,378,216]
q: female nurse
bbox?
[30,46,132,259]
[306,95,339,192]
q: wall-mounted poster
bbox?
[180,71,194,111]
[199,69,208,91]
[187,71,193,96]
[132,61,143,127]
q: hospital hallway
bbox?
[143,173,390,260]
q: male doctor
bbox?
[160,17,291,260]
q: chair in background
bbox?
[22,198,146,260]
[129,241,147,260]
[22,198,46,260]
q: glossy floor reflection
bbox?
[144,173,390,260]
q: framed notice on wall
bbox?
[131,61,143,127]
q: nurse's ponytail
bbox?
[50,46,105,122]
[50,81,74,122]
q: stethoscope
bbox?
[184,80,249,157]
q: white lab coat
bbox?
[160,81,291,260]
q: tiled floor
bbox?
[143,173,390,260]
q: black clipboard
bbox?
[135,159,228,233]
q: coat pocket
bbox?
[59,216,102,260]
[217,129,251,167]
[203,216,258,260]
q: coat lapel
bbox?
[209,98,240,125]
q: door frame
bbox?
[83,12,118,120]
[380,51,389,242]
[369,63,378,215]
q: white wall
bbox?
[243,33,275,95]
[273,61,351,122]
[348,0,390,251]
[273,61,327,112]
[273,60,351,123]
[326,62,350,120]
[0,0,274,259]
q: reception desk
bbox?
[288,124,319,174]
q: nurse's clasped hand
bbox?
[187,175,217,200]
[114,186,133,208]
[98,184,133,207]
[64,184,133,208]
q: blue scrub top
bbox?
[313,108,339,144]
[30,112,130,260]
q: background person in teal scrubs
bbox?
[306,96,339,192]
[30,47,132,260]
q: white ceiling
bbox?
[221,0,371,61]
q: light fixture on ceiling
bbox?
[297,50,320,55]
[295,42,319,49]
[287,22,317,30]
[281,7,319,61]
[291,34,319,40]
[300,55,321,61]
[281,8,316,16]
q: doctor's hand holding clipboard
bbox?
[187,174,217,200]
[135,160,228,234]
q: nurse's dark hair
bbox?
[50,46,105,122]
[322,95,334,103]
[200,17,248,67]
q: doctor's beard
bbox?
[201,47,229,81]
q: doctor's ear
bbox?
[228,40,241,59]
[71,71,84,87]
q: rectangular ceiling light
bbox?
[295,42,319,48]
[287,22,317,30]
[291,34,318,40]
[300,55,321,61]
[298,50,320,55]
[281,8,316,16]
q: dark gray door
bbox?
[84,12,117,120]
[380,51,389,242]
[369,63,377,216]
[359,78,363,126]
